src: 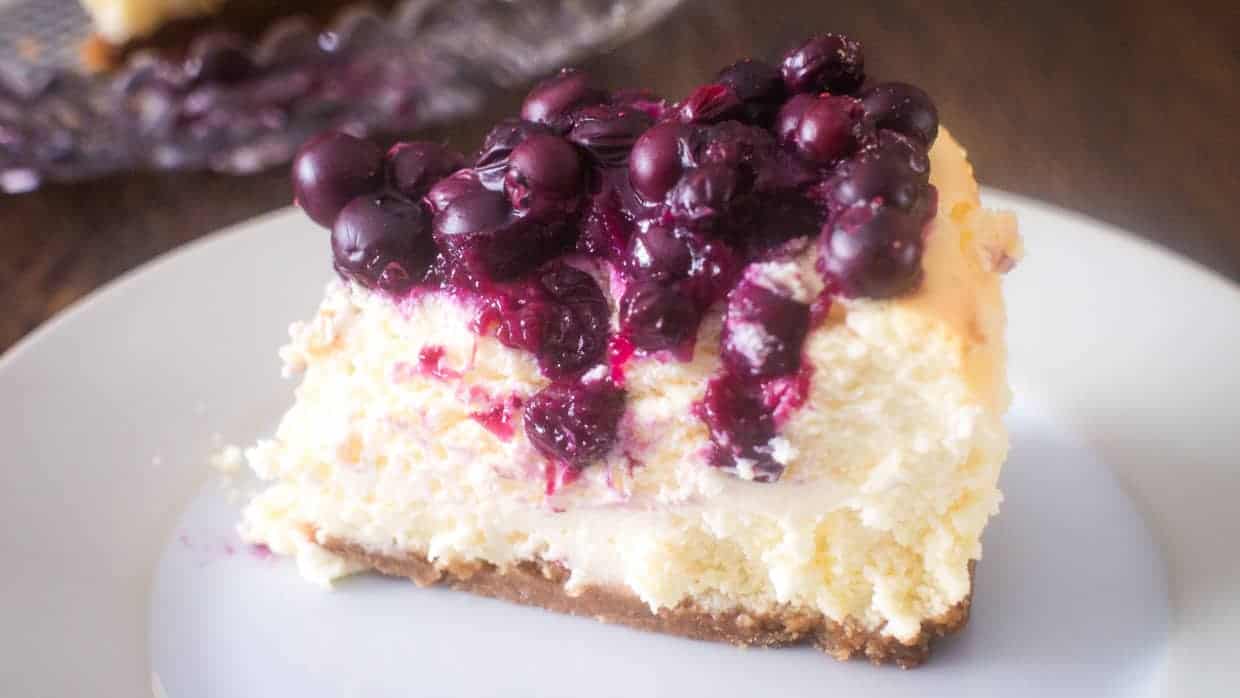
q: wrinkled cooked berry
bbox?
[697,376,783,482]
[292,131,384,228]
[475,119,555,189]
[332,193,435,293]
[716,59,785,125]
[568,105,654,166]
[620,280,702,351]
[387,141,466,200]
[676,83,743,124]
[537,265,610,378]
[780,33,865,94]
[786,95,867,163]
[625,224,692,282]
[826,130,930,212]
[432,187,571,280]
[667,163,750,227]
[524,381,626,466]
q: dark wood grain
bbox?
[3,0,1238,351]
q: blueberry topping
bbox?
[819,196,932,298]
[503,134,585,218]
[783,94,867,163]
[387,141,466,201]
[721,279,810,378]
[475,119,555,189]
[780,34,865,95]
[293,33,943,485]
[184,33,255,85]
[620,280,702,351]
[676,83,743,124]
[536,265,610,378]
[716,59,785,125]
[860,82,939,145]
[629,122,686,202]
[292,131,384,228]
[521,68,606,128]
[568,105,654,166]
[332,194,435,293]
[524,381,626,467]
[625,224,692,282]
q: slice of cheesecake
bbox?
[238,33,1021,667]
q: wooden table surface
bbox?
[2,0,1238,351]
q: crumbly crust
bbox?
[323,538,974,668]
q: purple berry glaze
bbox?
[294,32,943,483]
[292,131,384,228]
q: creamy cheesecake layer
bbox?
[241,130,1019,641]
[81,0,227,43]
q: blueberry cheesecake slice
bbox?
[238,33,1022,667]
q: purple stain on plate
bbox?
[249,543,274,560]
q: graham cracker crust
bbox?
[323,538,974,668]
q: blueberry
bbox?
[721,278,810,378]
[774,93,817,145]
[629,122,686,202]
[697,375,782,481]
[520,68,606,128]
[786,94,866,163]
[524,381,626,467]
[536,265,611,378]
[292,131,384,228]
[676,83,742,124]
[667,163,750,227]
[433,188,573,281]
[625,224,692,282]
[475,119,555,189]
[827,130,930,212]
[715,59,785,125]
[860,82,939,145]
[567,104,654,166]
[386,141,466,200]
[620,280,702,351]
[819,198,931,298]
[780,33,865,94]
[425,170,486,214]
[331,194,436,293]
[503,134,585,218]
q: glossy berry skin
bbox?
[425,170,486,214]
[475,119,555,189]
[826,130,930,212]
[620,280,702,351]
[568,105,654,166]
[503,134,585,218]
[432,187,571,281]
[629,122,686,202]
[774,93,817,146]
[819,197,930,298]
[331,193,436,293]
[667,163,748,227]
[676,83,742,124]
[536,265,610,378]
[861,82,939,145]
[780,34,865,95]
[716,59,785,125]
[521,68,606,128]
[386,141,466,200]
[787,95,867,163]
[625,224,692,282]
[524,380,626,467]
[292,131,384,228]
[721,279,810,378]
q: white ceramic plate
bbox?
[2,191,1237,697]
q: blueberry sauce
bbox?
[290,33,941,483]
